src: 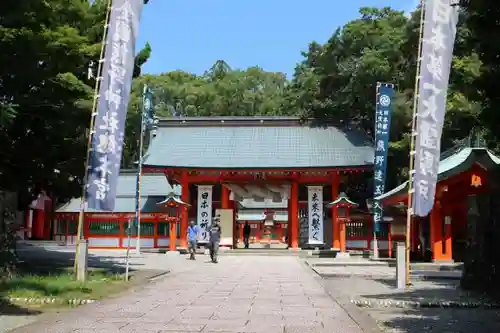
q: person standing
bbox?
[243,222,251,249]
[187,220,199,260]
[209,218,222,263]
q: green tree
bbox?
[287,6,483,187]
[0,0,95,205]
[0,0,151,204]
[464,0,500,151]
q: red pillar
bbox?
[221,185,230,209]
[169,220,177,251]
[289,182,299,248]
[430,202,443,261]
[331,173,340,249]
[339,211,347,253]
[444,215,453,261]
[32,209,45,239]
[180,171,189,249]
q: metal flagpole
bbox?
[406,0,426,288]
[134,84,147,255]
[125,218,133,281]
[74,0,112,278]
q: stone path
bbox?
[311,265,395,278]
[322,276,500,333]
[1,250,189,333]
[10,256,370,333]
[307,260,462,280]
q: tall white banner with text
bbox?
[196,185,213,243]
[307,186,324,245]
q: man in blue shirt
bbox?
[187,220,199,260]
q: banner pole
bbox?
[406,0,426,288]
[74,0,112,279]
[135,85,147,255]
[125,218,132,281]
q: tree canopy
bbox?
[284,6,483,188]
[0,1,498,204]
[0,0,151,206]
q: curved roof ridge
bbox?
[376,146,500,203]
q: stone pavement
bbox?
[322,276,500,333]
[1,250,192,333]
[306,259,462,280]
[311,265,395,278]
[10,255,373,333]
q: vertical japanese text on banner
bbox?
[197,186,213,243]
[373,83,394,231]
[308,186,324,244]
[86,0,145,211]
[413,0,459,216]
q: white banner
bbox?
[196,185,213,243]
[413,0,459,216]
[307,186,324,244]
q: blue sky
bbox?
[136,0,417,78]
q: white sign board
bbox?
[196,185,213,243]
[308,186,324,244]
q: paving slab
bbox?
[321,276,500,333]
[8,255,376,333]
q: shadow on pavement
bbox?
[0,242,139,316]
[356,279,500,333]
[15,242,142,274]
[363,278,495,303]
[0,300,41,316]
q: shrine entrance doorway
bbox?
[229,187,290,249]
[236,205,289,248]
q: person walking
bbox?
[209,218,222,263]
[187,220,199,260]
[243,221,251,249]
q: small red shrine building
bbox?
[140,116,375,251]
[376,138,500,262]
[54,170,182,248]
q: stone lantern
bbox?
[326,192,358,254]
[262,209,275,244]
[157,192,190,252]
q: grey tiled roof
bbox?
[142,117,374,169]
[115,171,180,196]
[56,171,179,213]
[56,196,172,213]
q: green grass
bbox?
[0,269,127,302]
